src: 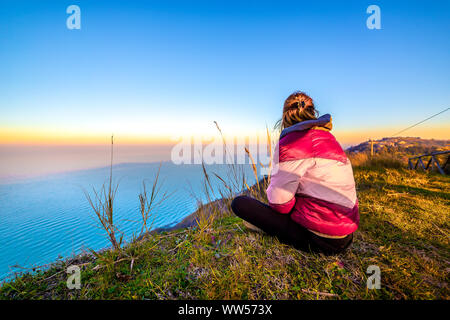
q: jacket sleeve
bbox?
[266,158,314,214]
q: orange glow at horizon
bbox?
[0,128,174,146]
[1,125,449,147]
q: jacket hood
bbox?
[280,114,332,139]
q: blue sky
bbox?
[0,0,449,144]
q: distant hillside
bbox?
[346,137,450,156]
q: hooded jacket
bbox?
[266,114,359,236]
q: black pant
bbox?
[231,196,353,255]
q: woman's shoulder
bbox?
[278,129,315,162]
[278,129,347,163]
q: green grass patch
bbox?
[0,167,448,300]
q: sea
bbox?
[0,162,257,281]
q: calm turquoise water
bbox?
[0,162,256,281]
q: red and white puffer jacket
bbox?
[266,114,359,236]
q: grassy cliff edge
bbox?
[0,163,449,300]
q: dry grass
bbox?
[138,162,169,237]
[347,152,404,169]
[83,136,123,251]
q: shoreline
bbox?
[139,197,231,239]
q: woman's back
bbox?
[231,90,358,254]
[269,116,359,236]
[278,123,357,208]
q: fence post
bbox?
[370,139,374,157]
[425,157,433,170]
[432,155,445,175]
[418,157,426,170]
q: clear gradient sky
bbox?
[0,1,449,178]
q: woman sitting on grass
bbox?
[231,91,359,255]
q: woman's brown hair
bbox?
[275,91,319,130]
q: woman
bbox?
[231,91,359,255]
